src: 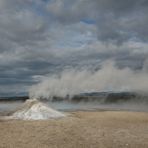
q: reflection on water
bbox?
[48,102,106,111]
[48,101,148,112]
[0,101,24,115]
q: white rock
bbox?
[9,99,65,120]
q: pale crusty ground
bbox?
[0,111,148,148]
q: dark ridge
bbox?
[104,92,137,103]
[72,92,148,104]
[39,91,148,104]
[70,92,136,103]
[0,96,29,102]
[1,92,148,104]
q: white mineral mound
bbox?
[10,99,65,120]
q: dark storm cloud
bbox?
[0,0,148,96]
[48,0,148,43]
[0,0,52,95]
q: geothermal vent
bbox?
[9,99,65,120]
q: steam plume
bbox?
[29,60,148,100]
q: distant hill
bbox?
[0,92,148,104]
[0,96,29,101]
[39,91,148,104]
[69,92,133,102]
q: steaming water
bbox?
[48,101,148,112]
[0,100,148,116]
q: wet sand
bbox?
[0,111,148,148]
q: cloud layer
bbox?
[0,0,148,96]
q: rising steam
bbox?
[29,60,148,100]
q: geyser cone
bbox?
[9,99,65,120]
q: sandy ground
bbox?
[0,111,148,148]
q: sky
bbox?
[0,0,148,97]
